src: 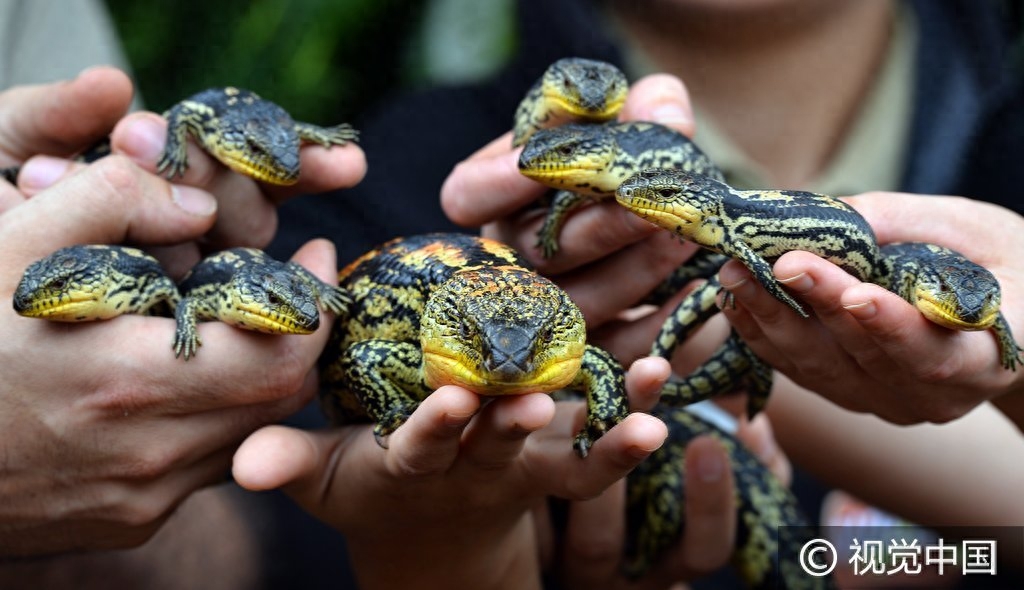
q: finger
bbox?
[502,199,684,275]
[16,154,85,196]
[0,155,217,273]
[22,240,340,414]
[625,356,673,413]
[839,282,1009,414]
[560,232,695,326]
[619,73,695,137]
[765,253,876,360]
[384,385,481,477]
[440,149,545,227]
[676,436,736,575]
[468,131,516,160]
[718,259,851,375]
[0,66,133,164]
[845,192,1000,248]
[112,110,368,202]
[561,479,627,588]
[0,179,26,213]
[232,424,333,491]
[262,141,368,199]
[528,411,667,500]
[735,414,792,486]
[111,113,279,249]
[458,392,555,472]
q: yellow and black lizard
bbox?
[172,248,350,360]
[318,233,628,456]
[625,403,829,589]
[511,57,724,257]
[616,169,1023,409]
[13,245,179,320]
[1,86,357,187]
[511,57,628,148]
[518,121,723,258]
[13,245,349,361]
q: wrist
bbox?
[347,513,541,590]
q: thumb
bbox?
[0,154,217,272]
[845,191,1016,247]
[0,66,133,164]
[620,73,695,138]
[232,424,334,492]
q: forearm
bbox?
[346,512,542,590]
[768,374,1024,527]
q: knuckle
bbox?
[118,445,186,481]
[388,451,441,479]
[87,378,159,418]
[107,495,175,532]
[911,355,962,385]
[90,155,142,205]
[254,349,310,401]
[795,355,839,383]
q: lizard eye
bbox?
[49,277,67,290]
[659,188,675,199]
[267,292,284,306]
[557,145,575,157]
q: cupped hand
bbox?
[720,192,1024,426]
[549,407,791,590]
[0,161,339,555]
[233,357,672,590]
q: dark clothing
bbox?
[264,0,1024,587]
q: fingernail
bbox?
[171,186,216,216]
[651,103,692,127]
[119,116,166,162]
[696,451,725,482]
[443,411,474,429]
[843,300,877,320]
[778,272,813,293]
[719,276,748,291]
[19,156,72,191]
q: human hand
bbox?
[0,163,339,555]
[0,67,133,209]
[232,357,672,590]
[545,390,791,589]
[720,192,1024,425]
[441,74,720,366]
[3,66,367,277]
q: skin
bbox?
[720,193,1024,428]
[0,68,790,589]
[0,67,365,556]
[233,358,791,590]
[439,65,1024,584]
[608,0,893,189]
[2,67,367,278]
[441,75,790,587]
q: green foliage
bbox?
[104,0,427,123]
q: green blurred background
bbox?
[104,0,517,123]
